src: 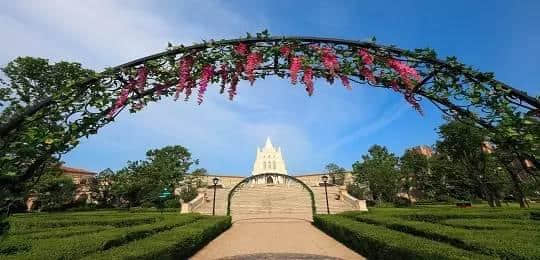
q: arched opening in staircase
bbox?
[227,174,316,220]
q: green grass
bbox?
[315,206,540,259]
[0,211,231,259]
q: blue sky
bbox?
[1,1,538,175]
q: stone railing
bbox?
[180,193,205,213]
[339,187,368,211]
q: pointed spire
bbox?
[264,136,274,150]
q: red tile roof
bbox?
[60,165,97,175]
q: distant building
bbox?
[59,165,97,201]
[411,145,434,157]
[26,165,97,211]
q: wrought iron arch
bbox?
[226,173,316,216]
[1,32,538,207]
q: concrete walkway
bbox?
[191,218,364,260]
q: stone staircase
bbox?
[311,186,356,214]
[230,183,313,220]
[192,183,358,220]
[193,187,231,216]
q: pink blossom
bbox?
[245,52,262,85]
[154,83,169,96]
[219,64,229,94]
[229,74,239,100]
[197,64,214,104]
[390,80,400,92]
[290,56,302,85]
[340,75,351,90]
[359,66,376,83]
[176,56,194,100]
[135,67,149,90]
[358,49,374,65]
[302,66,314,96]
[234,43,248,56]
[280,45,292,57]
[387,59,421,88]
[320,47,340,76]
[404,92,423,115]
[108,80,135,117]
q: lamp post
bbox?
[322,175,330,214]
[212,177,219,216]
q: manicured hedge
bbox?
[83,216,231,260]
[531,211,540,220]
[313,215,490,260]
[0,214,201,259]
[339,209,540,259]
[9,215,159,233]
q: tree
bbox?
[144,145,198,190]
[436,119,511,207]
[399,148,441,202]
[352,145,400,203]
[109,145,198,208]
[33,171,76,211]
[325,163,346,185]
[0,57,96,213]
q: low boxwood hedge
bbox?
[84,216,231,260]
[338,209,540,259]
[313,215,489,260]
[1,214,201,258]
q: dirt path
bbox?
[191,218,364,260]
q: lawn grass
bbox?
[315,206,540,259]
[0,211,230,259]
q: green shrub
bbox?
[1,214,201,259]
[531,211,540,220]
[340,209,540,259]
[164,199,180,208]
[313,215,489,260]
[85,216,231,260]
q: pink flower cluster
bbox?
[197,64,214,104]
[360,66,376,83]
[176,56,194,100]
[320,47,340,76]
[302,66,314,96]
[219,64,229,94]
[234,43,248,56]
[280,45,291,57]
[290,56,302,85]
[108,65,151,117]
[358,49,374,65]
[387,59,421,88]
[245,52,262,85]
[108,83,132,117]
[340,75,351,90]
[135,67,149,90]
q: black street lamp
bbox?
[212,177,219,216]
[322,175,330,214]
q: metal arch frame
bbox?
[1,35,538,137]
[226,173,316,216]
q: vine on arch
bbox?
[1,31,538,210]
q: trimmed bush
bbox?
[339,209,540,259]
[1,214,201,259]
[313,215,489,260]
[85,216,231,259]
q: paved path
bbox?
[191,218,364,260]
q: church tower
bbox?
[252,137,288,175]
